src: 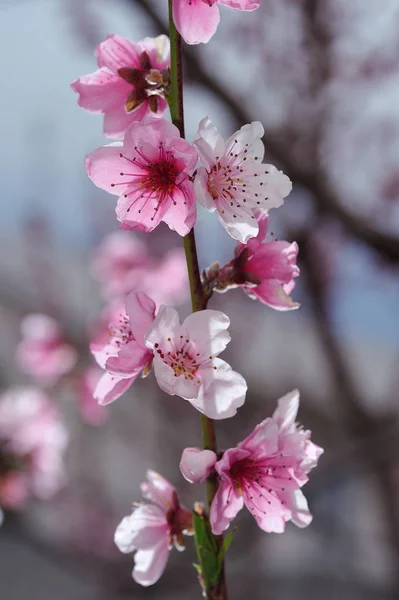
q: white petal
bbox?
[192,358,247,419]
[272,389,300,432]
[183,310,230,357]
[133,538,170,586]
[194,117,225,171]
[145,305,180,350]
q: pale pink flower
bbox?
[194,118,292,242]
[173,0,260,45]
[75,367,109,427]
[85,118,198,236]
[205,390,323,534]
[0,387,68,511]
[215,214,300,310]
[71,34,170,138]
[145,307,247,419]
[90,292,156,405]
[16,314,77,387]
[114,470,193,586]
[91,231,188,305]
[180,447,217,483]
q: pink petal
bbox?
[210,480,244,535]
[106,342,149,377]
[85,143,124,194]
[192,358,247,419]
[161,186,197,236]
[179,447,217,483]
[218,0,260,9]
[141,470,176,509]
[71,68,129,114]
[125,291,156,347]
[95,34,141,70]
[94,372,136,405]
[250,279,300,311]
[103,102,148,139]
[173,0,221,45]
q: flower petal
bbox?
[125,291,156,347]
[133,538,170,586]
[194,117,226,171]
[94,372,136,405]
[141,470,177,509]
[173,0,220,45]
[192,358,247,419]
[179,447,217,483]
[96,34,141,70]
[85,143,124,195]
[210,480,244,535]
[182,310,231,357]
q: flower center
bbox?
[115,144,189,222]
[117,51,169,114]
[154,337,202,384]
[206,140,270,218]
[109,313,135,348]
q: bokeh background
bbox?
[1,0,399,598]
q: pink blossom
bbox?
[145,307,247,419]
[194,118,292,242]
[173,0,260,45]
[85,118,198,236]
[91,231,188,305]
[0,387,68,511]
[16,314,77,387]
[180,447,217,483]
[215,214,300,310]
[90,291,156,406]
[71,34,170,138]
[114,470,193,586]
[201,390,323,534]
[75,367,109,426]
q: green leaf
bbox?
[217,528,236,570]
[193,510,220,588]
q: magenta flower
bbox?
[173,0,260,45]
[91,231,188,305]
[0,387,68,511]
[194,118,292,243]
[16,314,77,387]
[215,214,300,310]
[145,307,247,419]
[71,34,170,138]
[114,470,193,586]
[180,390,323,534]
[90,291,156,406]
[85,118,198,236]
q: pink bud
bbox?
[179,447,217,483]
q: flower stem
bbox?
[167,3,227,598]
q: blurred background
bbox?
[1,0,399,598]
